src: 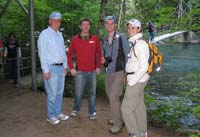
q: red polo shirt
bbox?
[67,35,102,72]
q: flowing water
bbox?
[148,43,200,94]
[147,43,200,130]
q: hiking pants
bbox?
[121,82,147,136]
[105,71,124,128]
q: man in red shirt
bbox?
[67,18,102,120]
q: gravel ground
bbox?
[0,80,182,137]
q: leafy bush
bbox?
[145,69,200,136]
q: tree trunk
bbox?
[97,0,107,39]
[117,0,125,30]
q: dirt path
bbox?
[0,80,181,137]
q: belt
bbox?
[126,72,135,76]
[52,63,63,66]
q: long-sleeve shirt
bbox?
[37,26,67,73]
[126,33,150,86]
[101,31,129,73]
[67,34,102,72]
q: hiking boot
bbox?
[70,110,79,117]
[46,116,60,125]
[57,113,69,121]
[88,112,96,120]
[107,119,125,127]
[108,126,122,134]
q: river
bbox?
[148,43,200,95]
[147,43,200,130]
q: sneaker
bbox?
[57,113,69,121]
[70,110,79,117]
[46,117,60,125]
[141,132,147,137]
[108,126,122,134]
[128,133,136,137]
[88,112,96,120]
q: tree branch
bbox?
[0,0,12,18]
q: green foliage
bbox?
[146,96,185,129]
[154,7,175,26]
[188,135,200,137]
[192,105,200,118]
[145,69,200,135]
[188,131,200,137]
[1,0,199,43]
[96,73,106,96]
[180,70,200,119]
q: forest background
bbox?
[0,0,200,42]
[0,1,200,137]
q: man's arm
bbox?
[67,37,76,76]
[121,34,130,63]
[61,35,68,72]
[37,32,49,74]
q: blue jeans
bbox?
[148,31,155,42]
[73,71,96,114]
[44,65,65,118]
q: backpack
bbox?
[130,40,164,75]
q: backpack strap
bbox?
[130,39,139,57]
[130,42,137,57]
[130,38,145,58]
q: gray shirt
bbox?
[102,31,129,73]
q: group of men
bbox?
[38,12,149,137]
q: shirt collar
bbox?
[48,26,59,34]
[105,31,120,41]
[129,33,142,42]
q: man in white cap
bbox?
[38,12,69,125]
[121,19,149,137]
[102,15,129,134]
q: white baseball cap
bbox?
[127,19,141,28]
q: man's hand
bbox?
[102,57,105,64]
[70,69,77,76]
[44,72,51,80]
[64,69,67,76]
[96,68,101,75]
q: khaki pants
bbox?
[105,71,124,128]
[121,82,147,136]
